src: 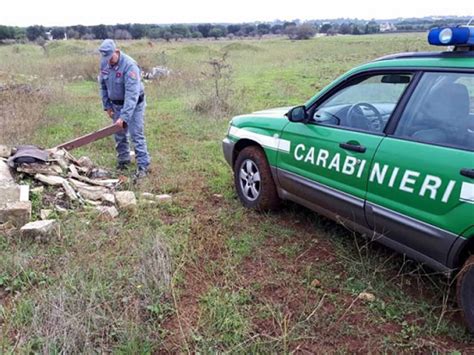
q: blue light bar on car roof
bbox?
[428,26,474,46]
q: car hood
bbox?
[231,106,292,131]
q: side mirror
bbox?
[286,105,308,123]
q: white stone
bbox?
[19,185,29,202]
[20,219,60,241]
[40,209,53,220]
[115,191,137,210]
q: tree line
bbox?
[0,21,381,42]
[1,16,470,43]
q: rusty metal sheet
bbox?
[56,124,125,151]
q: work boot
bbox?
[116,162,130,171]
[133,166,149,182]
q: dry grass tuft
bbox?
[0,83,56,145]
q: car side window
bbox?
[394,72,474,151]
[312,73,412,133]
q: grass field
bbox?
[1,33,473,352]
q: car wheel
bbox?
[457,255,474,333]
[234,146,281,211]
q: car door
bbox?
[366,71,474,267]
[277,72,414,226]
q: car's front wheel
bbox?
[234,146,280,211]
[457,255,474,333]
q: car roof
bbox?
[360,50,474,71]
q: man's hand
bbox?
[115,118,126,129]
[106,108,114,119]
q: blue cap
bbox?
[98,39,116,61]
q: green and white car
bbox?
[222,28,474,332]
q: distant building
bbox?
[44,31,53,41]
[380,23,397,32]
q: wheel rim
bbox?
[239,159,261,201]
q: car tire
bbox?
[234,146,281,211]
[457,255,474,334]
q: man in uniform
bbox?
[98,39,151,179]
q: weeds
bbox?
[193,51,234,117]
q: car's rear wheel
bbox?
[234,146,280,211]
[457,255,474,333]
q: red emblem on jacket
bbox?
[116,72,122,78]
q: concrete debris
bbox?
[0,145,12,158]
[0,146,172,240]
[20,219,60,241]
[69,179,109,201]
[96,206,119,220]
[17,163,63,176]
[101,193,116,205]
[40,209,53,220]
[0,184,21,204]
[0,160,14,183]
[62,180,78,201]
[34,173,65,186]
[0,201,32,227]
[115,191,137,210]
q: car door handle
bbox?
[460,168,474,179]
[339,142,366,153]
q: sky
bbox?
[0,0,473,27]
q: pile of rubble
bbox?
[0,144,170,240]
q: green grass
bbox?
[0,34,473,352]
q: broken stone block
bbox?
[0,145,11,158]
[96,206,119,220]
[62,180,78,201]
[115,191,137,211]
[20,220,60,241]
[0,201,32,227]
[0,184,21,204]
[17,163,63,176]
[35,174,66,186]
[101,193,115,205]
[40,209,53,220]
[0,160,14,183]
[69,179,109,201]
